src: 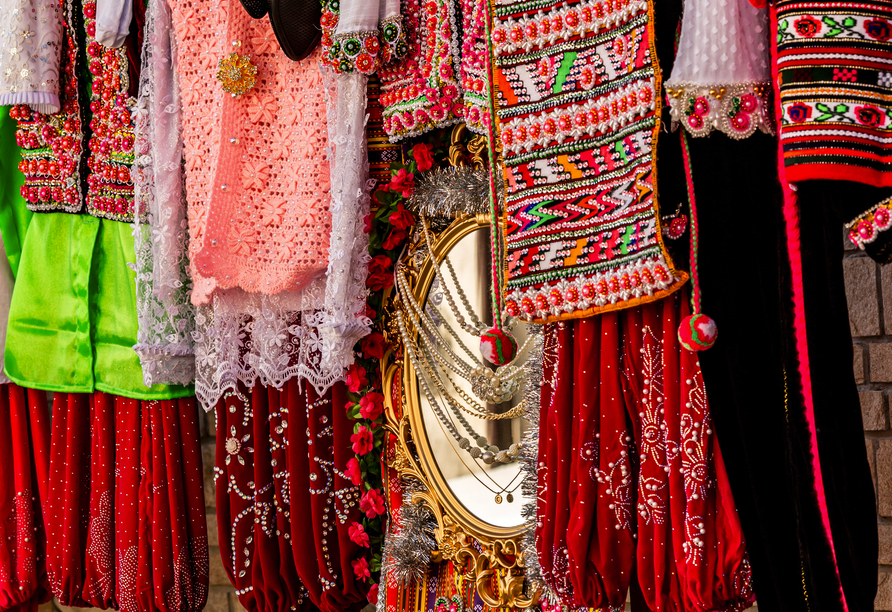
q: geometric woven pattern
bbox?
[492,0,685,323]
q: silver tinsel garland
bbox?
[407,166,495,218]
[519,326,551,599]
[380,478,438,588]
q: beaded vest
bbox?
[11,0,138,222]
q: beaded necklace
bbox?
[394,216,531,466]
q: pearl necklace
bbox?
[394,221,532,465]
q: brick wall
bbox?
[844,236,892,610]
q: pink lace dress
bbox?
[169,0,365,405]
[170,0,332,304]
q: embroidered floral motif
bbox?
[664,82,774,139]
[595,432,634,531]
[637,326,668,526]
[328,15,407,75]
[846,195,892,249]
[776,0,892,183]
[678,369,713,566]
[172,0,333,302]
[0,0,62,112]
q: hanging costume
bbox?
[491,0,687,323]
[485,1,754,609]
[167,1,381,610]
[214,380,367,612]
[538,292,751,612]
[0,138,52,612]
[0,0,210,607]
[170,0,370,406]
[45,393,208,612]
[663,0,882,609]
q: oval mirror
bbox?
[403,216,531,537]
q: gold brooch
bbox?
[216,51,257,98]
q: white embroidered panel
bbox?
[665,0,773,139]
[0,0,63,113]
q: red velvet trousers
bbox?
[0,384,51,612]
[44,392,208,612]
[538,292,753,612]
[214,380,366,612]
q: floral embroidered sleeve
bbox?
[320,0,407,75]
[775,0,892,185]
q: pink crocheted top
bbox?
[171,0,332,305]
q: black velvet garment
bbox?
[688,137,878,612]
[650,2,879,611]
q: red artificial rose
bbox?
[388,168,415,197]
[364,304,377,320]
[361,332,385,359]
[352,556,371,581]
[359,392,385,420]
[346,363,368,392]
[389,203,415,230]
[367,583,379,605]
[360,488,386,519]
[364,212,373,234]
[351,425,374,455]
[382,228,407,250]
[366,255,394,292]
[368,254,392,275]
[411,142,434,171]
[345,457,362,486]
[349,522,371,548]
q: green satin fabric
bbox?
[0,108,32,277]
[0,109,192,400]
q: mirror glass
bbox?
[417,226,531,528]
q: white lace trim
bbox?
[131,0,195,387]
[318,68,374,382]
[192,280,351,410]
[190,67,375,410]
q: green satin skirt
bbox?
[0,107,192,400]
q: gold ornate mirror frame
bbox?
[382,212,539,609]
